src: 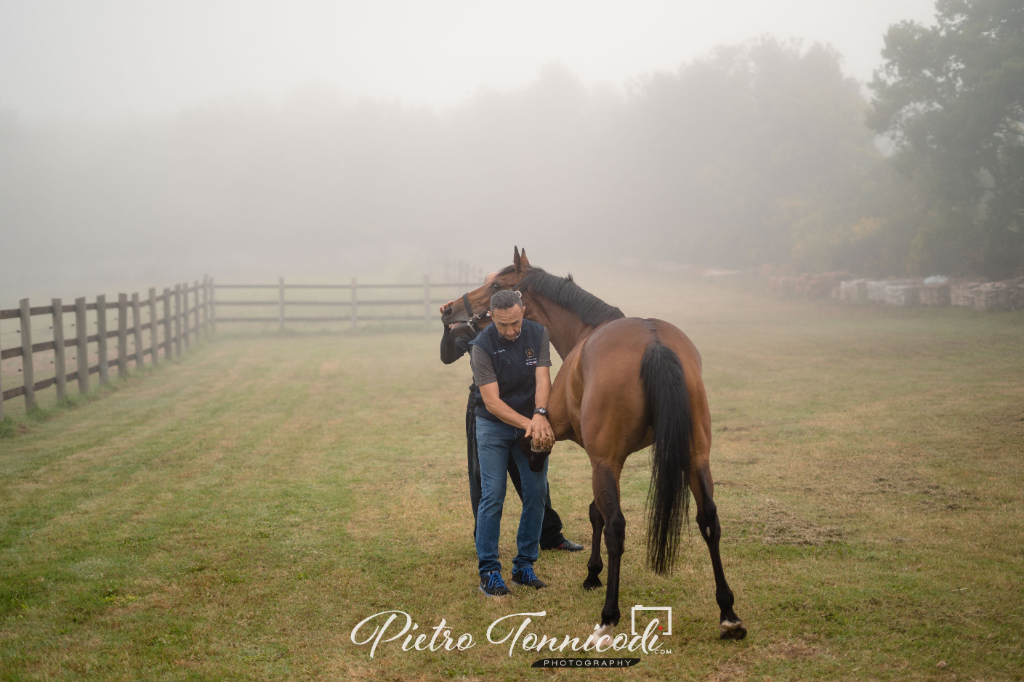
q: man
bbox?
[463,289,558,596]
[440,290,582,557]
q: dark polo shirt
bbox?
[469,319,551,423]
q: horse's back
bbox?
[582,317,702,381]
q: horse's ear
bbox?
[520,249,531,270]
[513,246,522,273]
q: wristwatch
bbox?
[533,407,549,418]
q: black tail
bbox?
[640,342,693,575]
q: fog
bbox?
[0,1,947,297]
[1,1,935,118]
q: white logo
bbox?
[631,605,672,636]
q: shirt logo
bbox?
[525,348,537,366]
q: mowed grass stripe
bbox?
[0,273,1022,680]
[0,338,368,678]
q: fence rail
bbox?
[2,273,483,420]
[0,277,215,419]
[213,277,475,329]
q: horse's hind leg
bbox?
[692,464,746,640]
[582,500,604,590]
[592,463,625,628]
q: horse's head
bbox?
[440,246,534,334]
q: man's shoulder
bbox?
[521,319,547,340]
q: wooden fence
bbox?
[2,274,484,420]
[214,277,472,329]
[0,278,215,419]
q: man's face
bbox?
[491,304,524,341]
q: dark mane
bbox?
[518,267,625,326]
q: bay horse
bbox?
[441,248,745,641]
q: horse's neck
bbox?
[525,294,599,360]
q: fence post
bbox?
[132,293,144,370]
[279,277,285,331]
[148,288,158,367]
[20,299,36,412]
[117,293,128,379]
[75,297,89,394]
[162,288,172,361]
[193,280,200,342]
[351,277,357,329]
[52,298,67,401]
[182,284,191,352]
[423,275,431,321]
[174,285,182,358]
[97,295,109,385]
[209,277,216,334]
[200,276,209,338]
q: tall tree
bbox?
[868,0,1024,277]
[624,39,882,271]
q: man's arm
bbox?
[478,366,554,446]
[440,325,473,365]
[529,366,555,449]
[471,345,525,427]
[530,329,555,448]
[478,382,533,430]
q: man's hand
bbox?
[439,299,455,315]
[525,413,555,450]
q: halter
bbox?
[463,292,490,332]
[462,273,531,332]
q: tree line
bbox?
[1,0,1020,289]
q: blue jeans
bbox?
[475,416,549,577]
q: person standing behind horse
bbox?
[440,300,582,555]
[469,289,555,596]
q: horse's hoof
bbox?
[586,623,614,648]
[582,578,602,591]
[719,620,747,640]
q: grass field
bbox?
[1,270,1022,681]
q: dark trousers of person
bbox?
[466,389,565,549]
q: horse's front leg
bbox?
[582,500,604,590]
[692,465,746,640]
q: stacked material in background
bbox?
[919,275,950,306]
[1012,278,1024,310]
[950,281,986,307]
[866,280,889,302]
[970,282,1011,310]
[958,279,1024,310]
[768,271,847,297]
[884,282,921,306]
[797,272,848,297]
[919,283,951,306]
[863,279,916,303]
[767,276,798,297]
[839,279,867,303]
[798,274,1023,311]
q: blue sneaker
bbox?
[479,571,510,597]
[512,565,547,589]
